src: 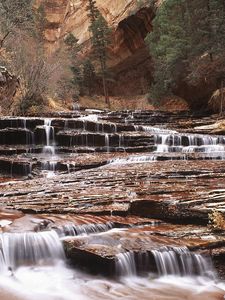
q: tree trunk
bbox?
[206,0,214,62]
[100,58,110,107]
[0,31,10,49]
[220,80,224,116]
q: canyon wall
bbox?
[36,0,157,96]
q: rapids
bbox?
[0,264,224,300]
[0,110,225,299]
[0,229,223,300]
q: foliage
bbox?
[86,0,111,106]
[64,33,83,99]
[0,0,79,114]
[86,0,99,23]
[6,31,69,114]
[82,59,96,96]
[146,0,225,102]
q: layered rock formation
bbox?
[36,0,157,96]
[34,0,225,111]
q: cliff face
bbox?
[36,0,157,96]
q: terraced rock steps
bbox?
[0,210,220,278]
[0,109,225,284]
[0,110,224,177]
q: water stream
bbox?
[0,112,225,299]
[0,229,223,300]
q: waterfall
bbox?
[151,246,214,277]
[0,231,65,272]
[57,222,114,237]
[43,119,55,156]
[115,247,214,278]
[42,119,58,173]
[41,161,57,172]
[136,124,225,157]
[73,102,80,111]
[105,134,110,152]
[154,131,225,158]
[116,251,136,277]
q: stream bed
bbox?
[0,110,224,299]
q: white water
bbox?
[57,222,114,237]
[115,247,214,278]
[154,132,225,158]
[0,229,223,299]
[151,246,214,278]
[110,126,225,165]
[1,264,224,300]
[116,251,137,277]
[78,114,99,122]
[109,155,156,165]
[42,119,58,174]
[0,231,64,272]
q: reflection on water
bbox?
[0,262,224,300]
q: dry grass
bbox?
[29,94,190,114]
[79,95,189,111]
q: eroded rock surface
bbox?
[0,109,225,278]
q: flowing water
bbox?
[0,230,224,300]
[0,111,225,299]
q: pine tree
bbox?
[64,33,83,98]
[86,0,99,23]
[146,0,225,104]
[86,0,111,106]
[82,59,96,96]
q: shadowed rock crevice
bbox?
[108,7,155,96]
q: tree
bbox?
[82,59,96,96]
[64,33,83,99]
[0,0,34,49]
[86,0,99,23]
[6,31,68,114]
[146,0,225,105]
[86,0,111,106]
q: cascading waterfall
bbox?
[57,222,114,237]
[109,125,225,165]
[151,246,214,277]
[136,125,225,158]
[105,134,110,152]
[137,125,225,159]
[155,133,225,158]
[73,102,80,111]
[20,117,35,152]
[0,231,65,272]
[116,247,214,278]
[43,119,55,156]
[116,251,137,277]
[42,119,58,173]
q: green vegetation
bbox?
[86,0,111,106]
[82,59,96,96]
[64,33,83,100]
[146,0,225,104]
